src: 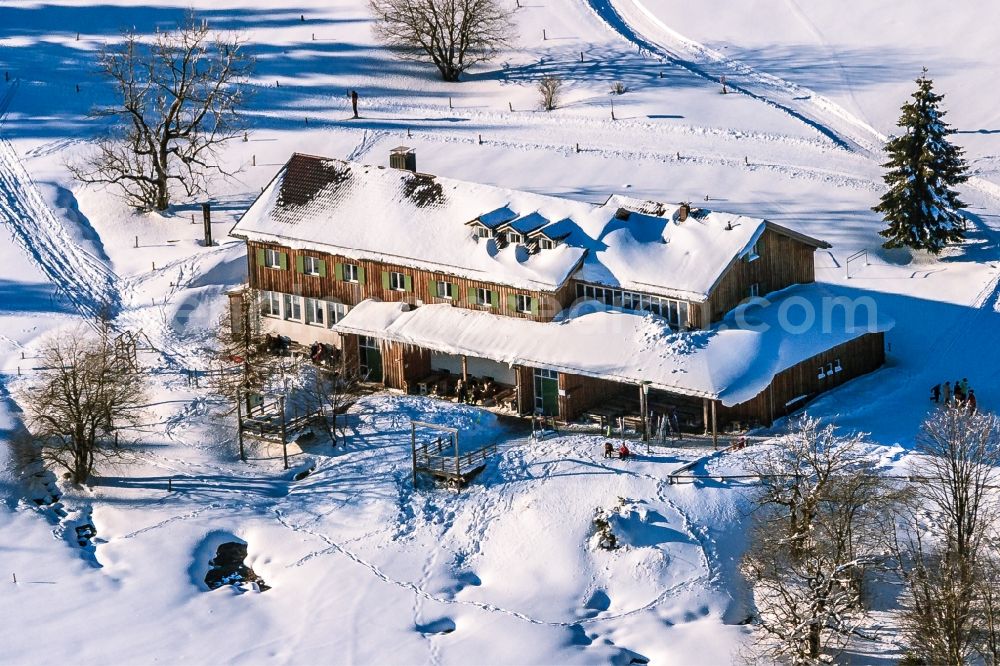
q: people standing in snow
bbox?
[954,378,965,403]
[669,405,681,440]
[455,378,466,404]
[961,377,970,398]
[943,381,953,405]
[603,442,614,459]
[618,443,631,461]
[967,389,978,414]
[930,383,941,403]
[350,90,359,118]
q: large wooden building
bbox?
[230,150,891,433]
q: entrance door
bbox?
[534,368,559,416]
[359,336,383,383]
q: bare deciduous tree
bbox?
[20,323,147,485]
[369,0,515,82]
[538,76,562,111]
[71,16,253,211]
[741,417,894,663]
[892,405,1000,665]
[211,287,285,413]
[303,359,363,445]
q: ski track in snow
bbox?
[0,137,119,320]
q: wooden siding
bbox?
[380,342,432,391]
[558,372,622,422]
[247,240,562,321]
[515,365,534,415]
[705,228,817,324]
[719,331,885,426]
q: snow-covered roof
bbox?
[232,154,828,300]
[333,284,892,406]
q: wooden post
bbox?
[461,355,468,383]
[639,383,649,442]
[454,432,461,493]
[703,398,710,435]
[711,400,718,450]
[202,202,213,246]
[280,396,289,470]
[410,422,418,489]
[236,390,246,462]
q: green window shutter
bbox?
[278,252,288,270]
[334,263,343,281]
[530,297,539,316]
[256,248,265,266]
[358,266,366,284]
[452,283,459,299]
[490,290,499,308]
[429,279,437,296]
[404,274,412,292]
[508,294,518,311]
[468,287,477,304]
[318,260,327,278]
[381,271,390,290]
[295,255,304,273]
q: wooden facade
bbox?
[717,331,886,426]
[558,373,621,422]
[704,228,818,324]
[247,240,565,322]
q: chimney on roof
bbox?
[677,202,691,222]
[389,146,416,172]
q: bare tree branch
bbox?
[70,15,253,211]
[369,0,515,82]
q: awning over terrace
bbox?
[333,284,893,407]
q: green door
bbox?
[359,336,383,383]
[534,368,559,416]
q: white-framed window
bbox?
[574,283,689,329]
[476,288,494,307]
[282,294,302,321]
[302,256,322,276]
[746,239,762,262]
[326,301,349,327]
[538,238,554,250]
[261,290,281,318]
[435,281,454,300]
[749,283,760,299]
[476,226,491,239]
[507,231,523,245]
[515,294,532,314]
[305,297,325,326]
[264,248,282,269]
[389,271,407,291]
[343,263,359,283]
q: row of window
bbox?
[260,290,350,328]
[575,283,690,329]
[474,225,558,250]
[260,248,539,315]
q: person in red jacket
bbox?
[618,443,631,461]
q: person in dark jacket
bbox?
[968,390,978,414]
[943,381,953,405]
[603,442,614,458]
[931,383,941,402]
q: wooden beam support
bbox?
[711,399,718,450]
[461,355,468,383]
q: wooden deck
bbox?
[411,431,498,489]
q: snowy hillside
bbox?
[1,0,999,663]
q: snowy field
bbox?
[1,0,999,663]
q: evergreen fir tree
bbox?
[873,70,968,254]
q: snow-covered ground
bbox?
[1,0,998,662]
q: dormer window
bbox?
[507,231,523,245]
[538,238,554,250]
[745,240,762,262]
[475,225,491,239]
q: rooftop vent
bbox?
[614,207,631,221]
[389,146,416,172]
[677,202,691,222]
